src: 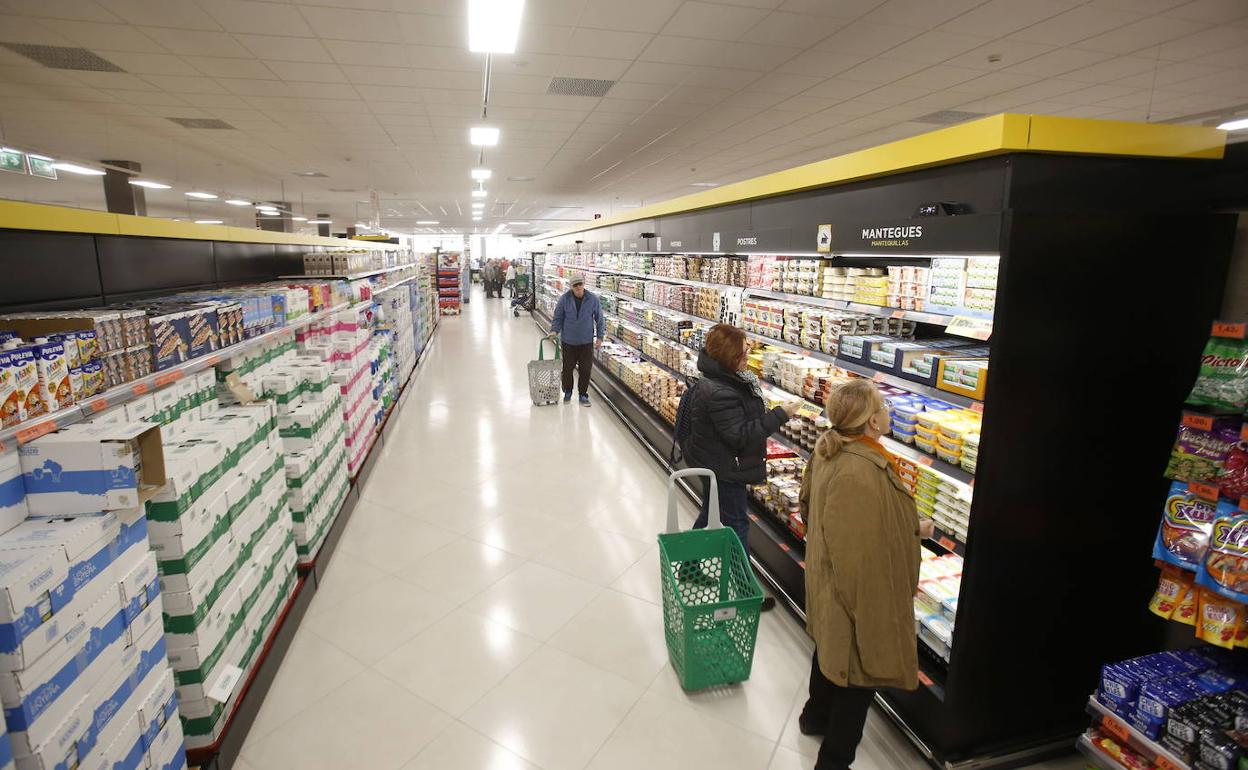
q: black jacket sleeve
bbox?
[705,386,788,456]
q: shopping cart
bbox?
[659,468,763,691]
[527,337,562,406]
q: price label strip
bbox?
[795,401,823,420]
[1212,321,1246,339]
[944,315,993,341]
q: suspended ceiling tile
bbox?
[948,70,1040,94]
[865,0,994,29]
[97,0,220,30]
[837,57,929,83]
[1164,0,1248,24]
[298,6,404,43]
[183,57,276,80]
[893,64,984,89]
[1061,55,1163,84]
[1075,15,1209,54]
[265,60,349,84]
[0,0,120,23]
[942,39,1056,69]
[941,0,1080,38]
[555,56,634,81]
[517,24,576,55]
[406,44,480,72]
[102,88,190,106]
[418,88,481,105]
[578,0,682,34]
[285,81,358,99]
[39,19,166,52]
[1088,0,1187,13]
[1000,47,1115,77]
[819,20,926,57]
[395,12,464,47]
[565,28,655,59]
[1157,25,1248,61]
[777,0,885,15]
[140,28,253,57]
[662,2,769,40]
[776,48,866,77]
[886,30,993,63]
[140,74,231,93]
[235,34,334,62]
[1186,43,1248,68]
[491,73,553,94]
[204,1,317,36]
[640,35,791,70]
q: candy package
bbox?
[1197,509,1248,604]
[1154,481,1221,570]
[1221,441,1248,501]
[1165,417,1242,482]
[1188,336,1248,411]
[1150,566,1194,619]
[1196,588,1244,650]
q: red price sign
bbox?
[85,398,109,413]
[1101,714,1130,744]
[890,310,905,319]
[916,671,933,687]
[969,401,984,414]
[1182,412,1215,431]
[938,536,957,551]
[153,370,182,388]
[16,420,55,444]
[872,372,887,383]
[797,560,806,569]
[1212,321,1246,339]
[1155,754,1182,770]
[1242,423,1248,442]
[131,382,149,396]
[915,454,934,467]
[1189,480,1220,501]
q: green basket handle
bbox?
[538,337,561,360]
[667,468,719,533]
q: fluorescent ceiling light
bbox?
[51,162,105,176]
[471,168,492,180]
[472,216,482,221]
[689,182,718,187]
[129,179,171,189]
[417,220,439,224]
[259,212,282,217]
[470,126,500,146]
[508,221,529,225]
[1218,117,1248,131]
[225,199,251,206]
[292,216,308,222]
[194,219,223,224]
[185,191,218,199]
[471,189,487,198]
[472,201,485,208]
[468,0,524,53]
[307,219,331,224]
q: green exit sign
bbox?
[0,149,25,174]
[26,154,56,180]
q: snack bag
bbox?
[1165,417,1243,482]
[1154,481,1220,570]
[1197,511,1248,603]
[1174,581,1200,625]
[1151,567,1194,619]
[1221,442,1248,501]
[1196,588,1244,649]
[1188,336,1248,411]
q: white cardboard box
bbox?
[0,453,26,537]
[18,424,165,515]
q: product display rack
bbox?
[437,251,463,315]
[277,262,417,281]
[530,118,1239,768]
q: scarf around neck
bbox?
[736,369,764,398]
[853,435,910,495]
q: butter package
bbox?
[19,423,165,516]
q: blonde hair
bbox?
[815,379,886,460]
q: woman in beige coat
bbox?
[797,379,933,769]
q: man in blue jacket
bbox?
[548,275,605,406]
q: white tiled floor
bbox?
[239,288,1085,770]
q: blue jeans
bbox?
[694,478,751,548]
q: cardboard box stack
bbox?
[4,418,184,770]
[297,307,375,477]
[278,386,348,565]
[150,401,297,749]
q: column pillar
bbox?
[256,202,292,232]
[316,214,330,238]
[101,160,145,216]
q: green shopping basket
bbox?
[659,468,764,691]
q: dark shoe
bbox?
[563,391,572,402]
[579,394,591,407]
[761,596,777,612]
[798,714,826,737]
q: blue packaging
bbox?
[1154,481,1221,571]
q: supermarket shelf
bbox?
[278,262,416,280]
[1075,734,1117,770]
[745,287,963,327]
[835,356,981,410]
[549,262,729,291]
[880,434,975,486]
[0,301,351,452]
[1085,697,1190,770]
[372,275,416,294]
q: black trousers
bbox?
[561,342,593,396]
[800,650,876,770]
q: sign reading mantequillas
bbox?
[829,213,1001,254]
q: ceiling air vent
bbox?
[912,110,985,125]
[167,117,236,129]
[547,77,615,98]
[0,43,123,72]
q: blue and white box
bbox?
[17,423,165,516]
[0,454,25,537]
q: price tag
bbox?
[153,370,182,388]
[795,402,823,420]
[1212,321,1246,339]
[1189,480,1220,501]
[131,382,149,396]
[969,401,984,414]
[890,310,905,319]
[1241,497,1248,511]
[872,372,887,383]
[1182,412,1215,431]
[916,671,933,687]
[1242,424,1248,442]
[915,454,933,467]
[1101,714,1130,744]
[16,420,55,444]
[85,398,109,413]
[1155,756,1182,770]
[779,542,790,552]
[944,315,993,341]
[938,536,957,551]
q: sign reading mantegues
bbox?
[828,213,1001,254]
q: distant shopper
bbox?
[505,263,518,296]
[683,323,800,612]
[547,275,604,406]
[798,378,933,770]
[485,260,502,298]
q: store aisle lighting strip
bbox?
[185,191,218,199]
[51,162,105,176]
[468,0,524,53]
[129,179,171,189]
[1217,116,1248,131]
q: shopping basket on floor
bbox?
[528,338,562,406]
[659,468,763,690]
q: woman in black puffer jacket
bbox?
[685,324,800,611]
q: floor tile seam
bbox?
[366,638,535,721]
[642,665,799,746]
